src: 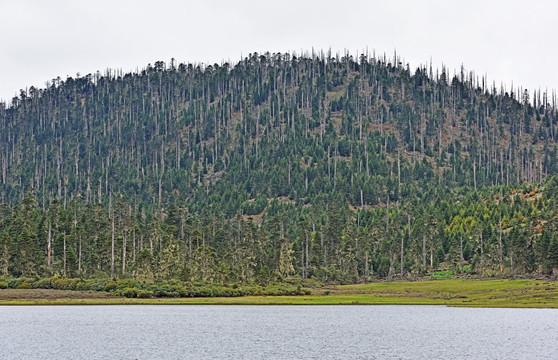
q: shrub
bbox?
[1,276,310,299]
[119,287,138,298]
[73,280,88,291]
[136,290,153,299]
[152,285,180,297]
[430,270,454,279]
[115,279,140,290]
[104,280,119,292]
[87,279,109,292]
[51,277,80,290]
[17,281,32,289]
[172,286,189,297]
[8,278,30,289]
[32,278,52,289]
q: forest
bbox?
[1,51,557,286]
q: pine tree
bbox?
[0,232,10,277]
[546,236,558,273]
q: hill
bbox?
[0,51,557,283]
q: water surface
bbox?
[0,305,556,359]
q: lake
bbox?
[0,305,556,359]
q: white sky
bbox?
[1,0,557,103]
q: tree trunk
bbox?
[460,236,463,273]
[365,251,369,278]
[305,231,309,279]
[47,222,52,267]
[504,215,508,272]
[63,233,67,277]
[422,234,426,269]
[386,197,390,233]
[111,216,115,278]
[122,234,127,275]
[78,235,82,274]
[133,230,136,263]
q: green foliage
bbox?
[547,236,558,272]
[430,270,454,279]
[17,281,32,289]
[119,287,140,298]
[0,276,308,298]
[0,52,556,285]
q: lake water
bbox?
[0,305,556,359]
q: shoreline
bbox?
[1,279,557,308]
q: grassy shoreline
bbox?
[1,279,557,308]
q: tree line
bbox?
[1,177,557,283]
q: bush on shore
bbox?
[1,276,309,298]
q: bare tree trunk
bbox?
[460,236,463,273]
[188,235,192,265]
[401,215,409,276]
[386,196,390,232]
[388,252,395,279]
[397,152,401,192]
[78,235,82,274]
[47,222,52,267]
[133,230,136,263]
[63,233,67,277]
[202,233,206,279]
[504,215,508,272]
[321,231,326,267]
[422,234,426,269]
[365,251,369,278]
[473,159,477,189]
[305,231,309,279]
[111,216,115,278]
[122,234,126,275]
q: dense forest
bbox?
[1,51,557,284]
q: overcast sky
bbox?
[1,0,557,103]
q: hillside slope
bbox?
[0,52,557,282]
[1,52,557,211]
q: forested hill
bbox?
[2,52,558,210]
[1,52,557,282]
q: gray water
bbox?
[0,305,556,359]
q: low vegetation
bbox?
[1,278,556,308]
[0,275,309,300]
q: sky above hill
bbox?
[1,0,557,103]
